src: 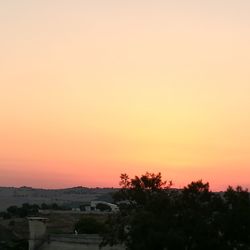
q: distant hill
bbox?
[0,186,118,211]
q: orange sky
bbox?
[1,1,250,190]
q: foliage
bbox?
[96,203,112,212]
[103,172,250,250]
[5,203,39,218]
[74,217,107,234]
[1,202,70,219]
[0,211,12,219]
[0,240,28,250]
[40,202,70,210]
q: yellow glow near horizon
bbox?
[1,1,250,190]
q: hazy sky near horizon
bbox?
[1,1,250,190]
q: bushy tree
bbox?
[6,203,39,218]
[103,172,173,249]
[75,217,107,234]
[103,173,250,250]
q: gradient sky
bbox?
[1,1,250,190]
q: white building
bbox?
[90,201,119,213]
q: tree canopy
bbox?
[103,172,250,250]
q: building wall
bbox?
[28,218,48,250]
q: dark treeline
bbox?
[0,203,70,219]
[103,172,250,250]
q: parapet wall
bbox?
[39,234,124,250]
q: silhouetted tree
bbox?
[103,173,250,250]
[5,203,39,218]
[74,217,107,234]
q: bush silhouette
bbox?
[75,217,106,234]
[103,172,250,250]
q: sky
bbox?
[1,0,250,190]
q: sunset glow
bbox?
[1,1,250,190]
